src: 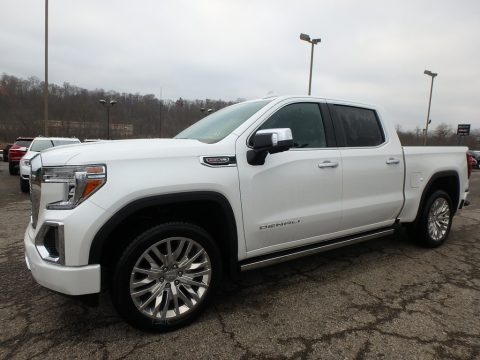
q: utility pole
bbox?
[159,87,163,137]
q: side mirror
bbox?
[247,128,293,165]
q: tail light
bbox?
[9,148,27,160]
[467,153,473,179]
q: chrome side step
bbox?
[240,228,395,272]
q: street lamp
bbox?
[99,99,117,139]
[300,33,321,95]
[423,70,437,145]
[44,0,49,136]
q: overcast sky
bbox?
[1,0,479,130]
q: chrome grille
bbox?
[30,154,42,229]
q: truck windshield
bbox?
[52,139,80,146]
[30,139,79,152]
[30,139,54,152]
[175,99,272,143]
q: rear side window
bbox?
[334,105,384,147]
[255,103,326,148]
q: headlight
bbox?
[43,165,106,210]
[21,158,30,167]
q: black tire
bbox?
[20,177,29,193]
[111,222,221,332]
[413,190,453,248]
[9,162,17,175]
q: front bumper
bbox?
[24,226,101,295]
[20,164,30,179]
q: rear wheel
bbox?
[111,222,221,332]
[414,190,453,248]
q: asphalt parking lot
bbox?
[0,161,479,360]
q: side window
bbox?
[334,105,385,147]
[252,103,326,148]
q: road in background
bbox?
[0,161,479,359]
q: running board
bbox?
[240,228,395,272]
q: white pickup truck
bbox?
[24,96,471,331]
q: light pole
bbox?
[99,99,117,139]
[423,70,437,145]
[300,33,321,95]
[44,0,49,136]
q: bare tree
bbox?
[0,73,235,143]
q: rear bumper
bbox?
[459,189,470,209]
[24,226,101,295]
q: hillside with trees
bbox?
[395,124,479,148]
[0,74,236,142]
[1,73,478,149]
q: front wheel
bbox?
[414,190,453,248]
[20,177,29,193]
[111,222,221,332]
[9,162,17,175]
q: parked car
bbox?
[24,96,471,332]
[471,157,478,169]
[19,137,81,192]
[8,137,34,175]
[467,150,480,169]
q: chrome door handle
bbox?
[386,158,400,165]
[318,161,339,169]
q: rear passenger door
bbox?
[328,103,404,233]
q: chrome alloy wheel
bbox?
[427,197,451,241]
[129,237,212,320]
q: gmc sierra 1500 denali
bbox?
[24,96,471,331]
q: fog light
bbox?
[35,222,65,264]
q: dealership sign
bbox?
[457,124,471,136]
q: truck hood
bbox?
[22,150,40,160]
[40,138,232,167]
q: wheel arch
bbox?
[414,170,460,223]
[89,191,239,280]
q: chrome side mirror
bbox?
[247,128,293,165]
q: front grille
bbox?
[30,154,42,229]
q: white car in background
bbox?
[20,137,81,192]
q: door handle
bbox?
[318,161,339,169]
[386,158,400,165]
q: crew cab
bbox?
[9,137,33,175]
[24,96,470,332]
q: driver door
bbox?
[236,100,343,257]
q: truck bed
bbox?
[399,146,469,222]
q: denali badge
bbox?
[201,156,237,167]
[259,219,300,230]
